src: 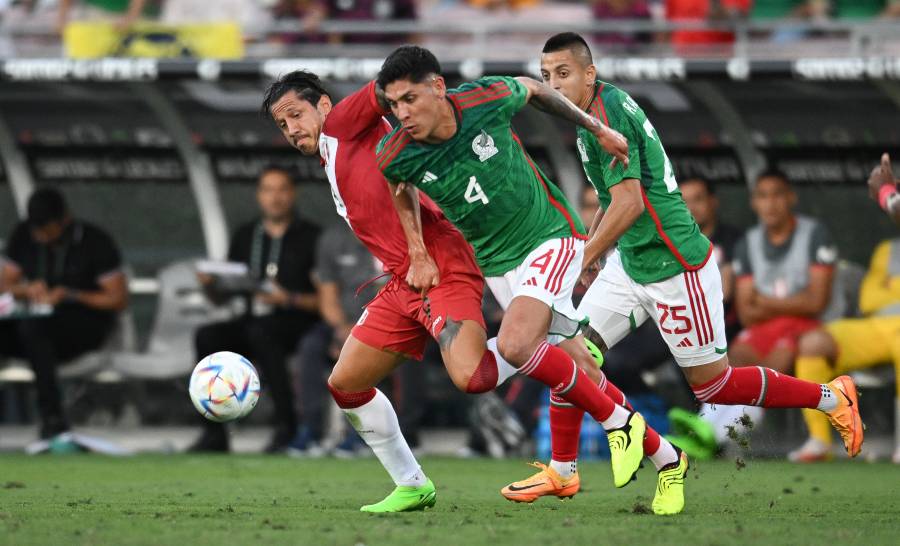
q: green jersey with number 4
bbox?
[377,76,585,277]
[579,81,711,284]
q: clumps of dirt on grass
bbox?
[631,502,652,514]
[2,482,25,489]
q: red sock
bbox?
[692,366,821,408]
[549,395,583,462]
[598,371,662,456]
[519,342,616,422]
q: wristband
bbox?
[878,183,898,211]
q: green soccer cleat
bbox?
[607,411,646,488]
[584,338,604,368]
[652,449,688,516]
[360,479,436,513]
[666,407,717,461]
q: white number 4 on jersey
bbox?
[465,176,490,205]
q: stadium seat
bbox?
[112,259,235,380]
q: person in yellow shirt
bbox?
[791,153,900,463]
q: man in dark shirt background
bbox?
[189,167,320,453]
[0,188,128,439]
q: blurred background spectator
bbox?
[0,188,128,439]
[702,170,837,446]
[189,167,320,453]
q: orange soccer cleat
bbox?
[500,462,580,503]
[824,375,864,458]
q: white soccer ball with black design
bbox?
[189,351,260,423]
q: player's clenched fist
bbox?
[406,252,440,293]
[590,124,629,169]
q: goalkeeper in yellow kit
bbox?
[792,153,900,463]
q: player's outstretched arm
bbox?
[868,153,900,225]
[388,181,441,293]
[514,76,629,168]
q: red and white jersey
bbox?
[318,81,477,278]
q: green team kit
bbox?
[577,80,726,365]
[578,80,711,283]
[376,76,585,277]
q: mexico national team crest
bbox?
[472,130,498,162]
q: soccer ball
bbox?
[189,351,260,423]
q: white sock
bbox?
[487,337,519,387]
[549,459,577,478]
[816,384,839,412]
[699,403,764,444]
[648,438,679,471]
[342,389,426,487]
[600,404,630,430]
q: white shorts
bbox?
[486,236,588,339]
[578,249,727,367]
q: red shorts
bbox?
[351,271,486,360]
[734,316,821,359]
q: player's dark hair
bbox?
[259,164,297,187]
[679,177,716,195]
[261,70,331,115]
[376,45,442,90]
[755,168,792,189]
[542,32,594,65]
[27,187,68,228]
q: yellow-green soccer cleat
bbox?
[360,479,436,513]
[652,449,688,515]
[607,411,646,488]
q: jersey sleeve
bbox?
[732,236,753,279]
[322,81,390,141]
[456,76,529,122]
[808,222,838,268]
[589,89,642,188]
[376,128,406,184]
[90,227,123,279]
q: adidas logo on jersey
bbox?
[676,338,693,348]
[421,171,438,184]
[524,277,538,287]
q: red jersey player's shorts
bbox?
[734,315,821,359]
[351,232,486,361]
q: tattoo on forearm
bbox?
[530,85,596,130]
[437,318,463,350]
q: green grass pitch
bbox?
[1,454,897,546]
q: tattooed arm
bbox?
[515,76,628,168]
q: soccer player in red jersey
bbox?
[263,70,640,512]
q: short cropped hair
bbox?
[542,32,594,65]
[27,187,68,228]
[258,165,296,187]
[261,70,331,115]
[376,45,442,90]
[755,168,792,189]
[679,177,716,196]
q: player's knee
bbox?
[797,329,834,357]
[496,332,538,366]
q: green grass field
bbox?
[1,454,897,546]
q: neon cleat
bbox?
[608,411,646,488]
[584,338,604,368]
[823,375,864,458]
[652,449,688,516]
[360,479,436,513]
[500,462,580,503]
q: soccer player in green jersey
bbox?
[376,45,654,496]
[515,32,866,514]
